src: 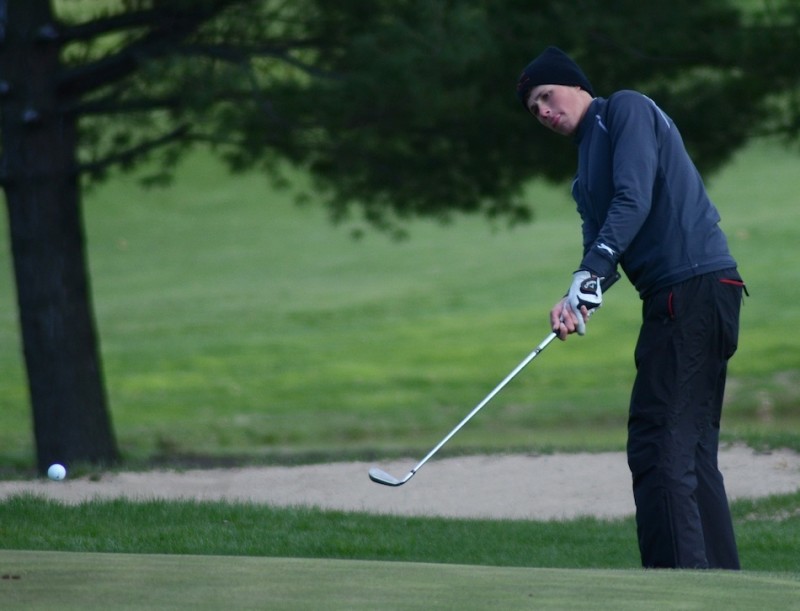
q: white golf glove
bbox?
[566,270,602,335]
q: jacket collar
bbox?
[573,97,604,145]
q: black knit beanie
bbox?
[516,46,594,110]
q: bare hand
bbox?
[550,297,588,341]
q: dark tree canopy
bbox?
[52,0,800,228]
[1,0,798,471]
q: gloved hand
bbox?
[566,270,602,335]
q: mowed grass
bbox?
[1,140,798,468]
[2,550,799,611]
[1,491,799,609]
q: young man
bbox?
[516,46,746,569]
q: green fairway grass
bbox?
[1,549,799,611]
[2,491,798,572]
[1,139,798,469]
[2,490,799,608]
[1,100,798,610]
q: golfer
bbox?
[516,46,746,569]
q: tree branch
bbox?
[68,86,285,118]
[176,41,337,80]
[77,124,191,176]
[57,0,243,98]
[68,94,182,116]
[59,7,164,43]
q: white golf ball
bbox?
[47,463,66,481]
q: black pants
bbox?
[627,269,744,569]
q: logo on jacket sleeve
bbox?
[596,242,617,258]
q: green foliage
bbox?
[1,491,799,571]
[42,0,800,230]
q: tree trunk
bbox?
[1,0,119,473]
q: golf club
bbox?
[368,271,620,487]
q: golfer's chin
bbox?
[547,122,574,137]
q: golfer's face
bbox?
[526,84,586,136]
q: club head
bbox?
[368,467,406,487]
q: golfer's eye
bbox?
[530,91,551,118]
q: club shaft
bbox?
[370,271,622,486]
[407,331,558,476]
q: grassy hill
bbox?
[1,140,798,468]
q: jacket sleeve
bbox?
[572,177,600,259]
[579,92,662,278]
